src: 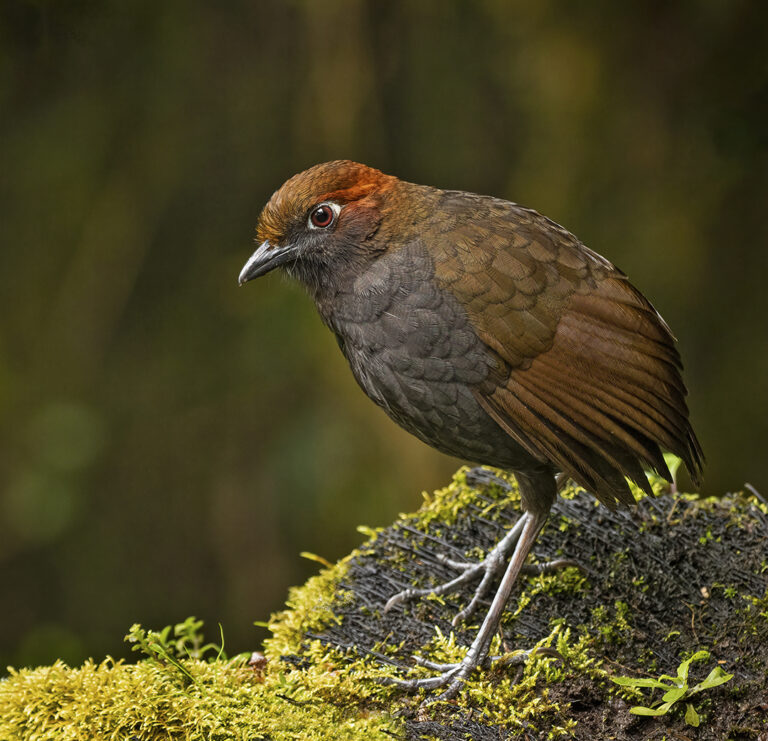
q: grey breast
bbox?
[328,241,534,468]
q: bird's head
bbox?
[238,160,400,290]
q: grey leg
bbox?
[384,508,550,702]
[383,515,526,617]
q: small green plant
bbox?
[610,650,733,727]
[124,616,227,685]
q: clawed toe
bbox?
[380,658,468,701]
[379,511,562,703]
[382,563,482,613]
[384,515,527,619]
[384,516,581,626]
[381,644,562,704]
[521,557,581,576]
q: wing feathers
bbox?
[476,386,638,507]
[533,353,687,456]
[517,366,670,482]
[430,203,703,501]
[473,279,702,503]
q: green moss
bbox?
[0,655,395,740]
[262,555,351,658]
[2,462,766,739]
[413,466,521,529]
[0,557,401,740]
[589,600,632,645]
[386,621,606,735]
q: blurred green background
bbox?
[1,0,766,669]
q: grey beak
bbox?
[238,240,299,285]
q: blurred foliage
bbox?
[0,0,766,669]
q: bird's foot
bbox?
[381,645,562,703]
[384,516,578,625]
[381,511,561,704]
[383,516,526,621]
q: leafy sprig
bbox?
[610,650,733,727]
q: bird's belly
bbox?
[343,344,536,471]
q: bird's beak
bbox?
[238,240,299,285]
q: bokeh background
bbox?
[1,0,766,669]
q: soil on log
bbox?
[300,467,768,740]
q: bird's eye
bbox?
[308,203,338,229]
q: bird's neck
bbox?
[285,247,378,311]
[288,181,441,324]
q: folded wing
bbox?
[432,195,704,507]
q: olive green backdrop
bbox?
[1,0,766,669]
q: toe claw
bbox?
[413,656,458,671]
[435,553,475,571]
[379,643,558,703]
[521,557,582,576]
[383,590,408,613]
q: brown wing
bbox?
[431,194,704,507]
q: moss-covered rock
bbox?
[2,465,767,740]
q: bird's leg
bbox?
[384,508,550,701]
[383,515,526,617]
[384,514,576,625]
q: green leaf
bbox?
[689,666,734,694]
[685,703,701,727]
[610,676,670,689]
[630,700,675,716]
[663,453,683,479]
[661,685,686,704]
[677,650,709,682]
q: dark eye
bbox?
[309,204,336,229]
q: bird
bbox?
[238,160,704,700]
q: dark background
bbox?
[1,0,766,669]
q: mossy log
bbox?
[1,466,767,740]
